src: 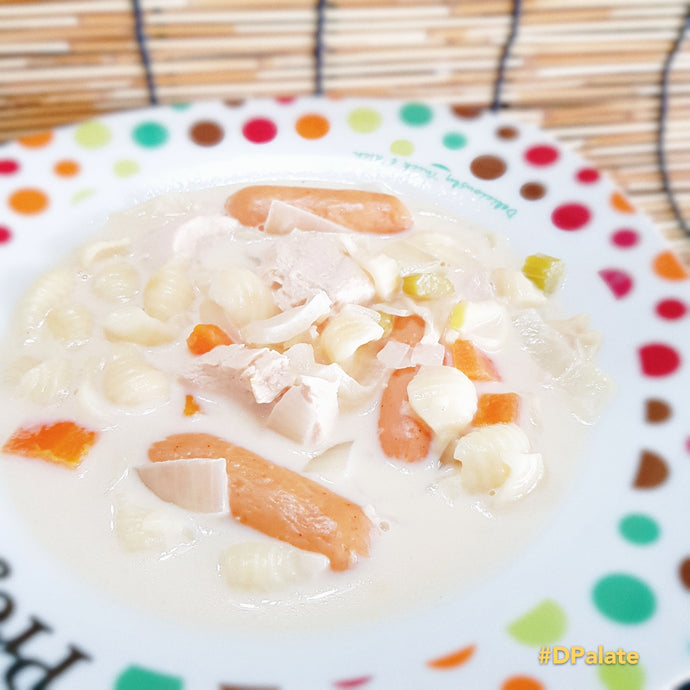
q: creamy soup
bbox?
[0,184,611,633]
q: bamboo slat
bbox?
[0,0,688,262]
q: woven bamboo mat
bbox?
[1,0,689,263]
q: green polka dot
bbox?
[598,660,645,690]
[347,108,382,134]
[390,139,414,156]
[132,121,169,148]
[400,102,433,126]
[115,666,182,690]
[619,514,660,545]
[113,160,140,178]
[443,132,467,150]
[592,573,655,624]
[74,121,112,149]
[71,189,96,204]
[507,599,567,646]
[171,102,190,110]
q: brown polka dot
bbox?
[679,558,690,590]
[470,155,506,180]
[223,99,245,108]
[497,125,519,139]
[645,398,672,423]
[520,182,546,200]
[451,105,482,119]
[189,120,224,146]
[633,450,669,488]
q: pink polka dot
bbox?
[276,96,296,104]
[552,203,591,231]
[611,228,639,248]
[0,159,19,175]
[576,167,600,183]
[639,343,681,377]
[599,268,633,298]
[525,145,559,166]
[242,117,277,143]
[656,298,687,320]
[0,226,11,244]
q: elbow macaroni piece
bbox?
[45,304,94,344]
[101,350,170,408]
[207,267,275,328]
[103,306,175,346]
[219,541,329,592]
[16,268,73,331]
[17,358,72,404]
[91,261,140,302]
[143,258,195,321]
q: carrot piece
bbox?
[389,314,426,346]
[186,323,232,355]
[377,366,432,463]
[225,185,413,235]
[183,394,201,416]
[451,339,501,381]
[472,393,520,427]
[148,433,372,571]
[2,420,98,469]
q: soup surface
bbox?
[0,184,611,632]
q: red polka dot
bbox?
[552,202,591,230]
[599,268,633,298]
[612,228,639,248]
[639,343,681,377]
[0,226,12,243]
[656,298,687,320]
[242,117,277,143]
[276,96,296,104]
[525,144,559,166]
[0,159,19,175]
[576,167,600,183]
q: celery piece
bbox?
[521,254,565,295]
[377,311,394,337]
[449,301,468,330]
[402,272,454,300]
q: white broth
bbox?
[0,184,610,632]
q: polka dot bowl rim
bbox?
[0,97,688,690]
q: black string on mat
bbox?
[131,0,158,106]
[314,0,328,96]
[658,5,690,238]
[491,0,522,111]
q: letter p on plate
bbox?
[570,646,585,663]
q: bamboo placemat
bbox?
[1,0,689,262]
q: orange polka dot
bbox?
[610,191,635,213]
[54,159,80,177]
[18,131,54,148]
[427,643,476,669]
[9,188,49,215]
[653,249,689,281]
[295,113,330,139]
[501,675,545,690]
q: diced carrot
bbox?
[183,394,201,416]
[148,433,372,571]
[389,314,426,346]
[472,393,520,427]
[2,420,98,469]
[377,366,432,463]
[451,339,501,381]
[186,323,233,356]
[225,185,413,235]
